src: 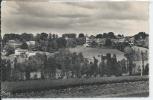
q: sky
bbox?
[1,0,149,36]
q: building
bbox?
[84,36,96,47]
[26,41,36,50]
[15,48,28,56]
[7,40,22,49]
[30,71,41,79]
[96,38,106,46]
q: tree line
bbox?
[2,49,149,81]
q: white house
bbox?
[26,51,37,58]
[15,48,28,56]
[26,41,36,50]
[7,40,22,49]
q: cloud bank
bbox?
[1,1,149,36]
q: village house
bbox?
[7,40,22,49]
[30,71,41,79]
[55,68,63,79]
[15,48,28,56]
[95,38,106,47]
[26,41,36,50]
[84,36,92,47]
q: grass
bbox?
[68,46,126,61]
[1,75,149,93]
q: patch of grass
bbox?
[1,75,149,93]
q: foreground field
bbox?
[1,75,149,98]
[4,81,149,98]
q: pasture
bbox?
[68,46,126,63]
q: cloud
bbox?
[1,1,149,36]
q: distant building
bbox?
[26,41,36,50]
[96,38,106,46]
[7,40,22,49]
[30,71,41,79]
[55,68,62,79]
[26,51,37,58]
[84,36,96,47]
[15,48,28,56]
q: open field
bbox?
[2,80,149,98]
[1,75,148,97]
[68,46,126,62]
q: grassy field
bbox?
[2,79,149,98]
[1,75,148,95]
[68,46,126,63]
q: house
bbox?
[118,38,125,43]
[128,37,135,43]
[26,41,36,50]
[96,38,106,46]
[26,51,37,58]
[55,68,62,79]
[15,48,28,56]
[1,49,7,56]
[111,38,118,44]
[7,40,22,49]
[30,71,41,79]
[84,36,96,47]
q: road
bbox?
[8,80,149,98]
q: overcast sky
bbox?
[1,0,149,36]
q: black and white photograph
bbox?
[1,0,150,98]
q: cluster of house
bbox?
[2,39,36,56]
[83,35,148,48]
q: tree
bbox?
[108,32,115,39]
[35,34,41,42]
[1,59,11,81]
[91,41,97,47]
[56,37,67,48]
[96,34,103,38]
[144,64,149,75]
[103,33,108,38]
[105,38,112,46]
[3,45,15,56]
[45,56,58,78]
[78,33,85,38]
[124,46,134,75]
[2,33,21,44]
[134,32,148,40]
[48,33,53,40]
[40,32,48,40]
[20,42,28,49]
[117,34,122,38]
[15,53,47,80]
[52,34,56,39]
[93,57,98,76]
[21,33,34,41]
